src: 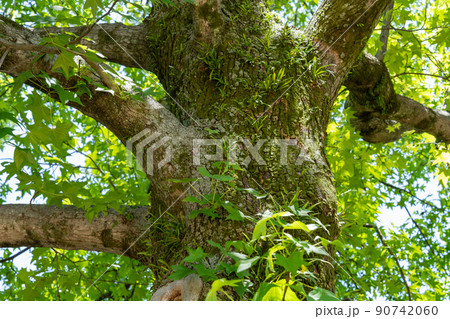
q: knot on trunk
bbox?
[150,274,203,301]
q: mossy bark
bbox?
[0,0,397,296]
[145,1,339,291]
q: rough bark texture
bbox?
[0,0,447,299]
[345,53,450,144]
[0,205,149,259]
[305,0,392,98]
[35,22,154,69]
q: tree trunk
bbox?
[138,0,392,291]
[4,0,431,299]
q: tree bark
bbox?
[34,22,154,70]
[1,0,444,298]
[0,205,149,260]
[345,53,450,144]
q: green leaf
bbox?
[54,86,83,106]
[236,256,260,274]
[307,288,339,301]
[284,221,310,232]
[169,265,194,281]
[205,278,242,301]
[198,167,213,178]
[52,50,77,79]
[240,187,267,199]
[14,148,35,171]
[84,0,104,16]
[197,167,234,181]
[206,240,226,254]
[183,247,207,263]
[274,251,307,275]
[253,282,277,301]
[17,269,30,283]
[28,92,52,123]
[259,280,301,301]
[211,174,234,182]
[11,71,33,96]
[0,111,19,124]
[225,240,254,256]
[183,196,205,204]
[298,241,329,256]
[287,205,311,217]
[189,208,219,219]
[95,87,115,95]
[252,212,286,240]
[192,264,218,282]
[222,201,245,221]
[0,127,14,139]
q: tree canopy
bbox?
[0,0,449,301]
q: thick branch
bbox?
[35,22,153,70]
[305,0,392,82]
[345,53,450,144]
[0,14,198,145]
[0,204,149,259]
[1,15,205,219]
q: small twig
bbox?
[420,0,429,30]
[125,284,137,301]
[54,250,61,301]
[392,72,449,81]
[376,179,445,213]
[69,0,120,45]
[343,265,364,293]
[64,142,117,191]
[29,190,41,213]
[90,279,152,286]
[96,291,113,301]
[51,248,103,296]
[364,224,413,301]
[0,38,58,54]
[0,48,11,69]
[301,0,315,17]
[403,206,438,257]
[0,247,31,263]
[374,25,450,33]
[282,272,290,301]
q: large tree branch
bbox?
[0,205,150,260]
[344,53,450,144]
[34,22,153,70]
[1,14,206,217]
[0,14,200,150]
[305,0,392,85]
[306,1,449,144]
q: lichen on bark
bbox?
[142,0,340,292]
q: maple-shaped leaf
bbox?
[84,0,104,16]
[52,50,77,79]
